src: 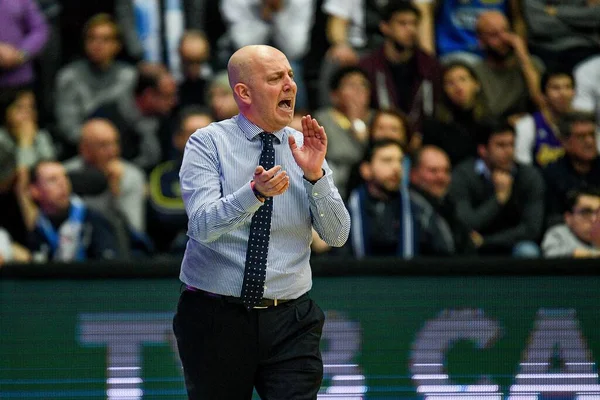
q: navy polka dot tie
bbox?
[241,132,275,308]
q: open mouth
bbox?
[278,99,292,110]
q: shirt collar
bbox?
[235,113,286,143]
[475,158,518,178]
[474,158,491,179]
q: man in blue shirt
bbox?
[173,44,351,399]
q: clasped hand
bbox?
[253,165,289,199]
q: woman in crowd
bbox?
[422,61,490,166]
[0,88,56,169]
[315,65,375,200]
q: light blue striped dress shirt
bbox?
[179,114,351,300]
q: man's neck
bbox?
[484,54,515,69]
[89,59,114,72]
[366,181,397,201]
[43,205,70,225]
[411,183,442,204]
[384,41,414,64]
[569,155,594,175]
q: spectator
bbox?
[359,0,441,132]
[315,65,374,200]
[205,70,239,121]
[346,139,420,259]
[148,106,213,254]
[316,0,366,108]
[177,30,212,107]
[370,108,411,147]
[473,10,544,124]
[542,188,600,258]
[410,145,475,256]
[115,0,208,75]
[63,119,147,235]
[451,119,546,257]
[0,227,32,266]
[415,0,526,63]
[219,0,315,111]
[0,89,55,169]
[573,55,600,124]
[515,70,575,168]
[54,13,137,153]
[368,108,414,191]
[0,0,49,90]
[543,111,600,225]
[523,0,600,72]
[129,64,178,169]
[422,61,490,166]
[26,160,120,261]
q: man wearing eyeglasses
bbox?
[543,111,600,226]
[542,188,600,258]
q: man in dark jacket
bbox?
[451,119,545,256]
[410,145,475,256]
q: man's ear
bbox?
[359,161,371,181]
[564,211,574,228]
[477,144,486,160]
[233,83,251,105]
[29,184,40,203]
[379,21,390,36]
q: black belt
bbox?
[186,285,302,309]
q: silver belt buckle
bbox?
[253,298,277,309]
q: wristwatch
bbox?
[250,180,267,202]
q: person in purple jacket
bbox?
[0,0,49,90]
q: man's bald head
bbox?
[81,118,118,143]
[227,45,284,89]
[476,10,509,35]
[80,118,120,167]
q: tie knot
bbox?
[259,132,274,148]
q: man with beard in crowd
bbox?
[473,10,544,126]
[346,138,421,259]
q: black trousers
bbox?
[173,289,325,400]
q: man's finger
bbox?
[288,135,297,150]
[255,165,282,183]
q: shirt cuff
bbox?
[303,172,334,200]
[234,181,265,213]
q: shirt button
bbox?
[314,193,319,196]
[320,213,324,217]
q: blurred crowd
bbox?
[1,0,600,266]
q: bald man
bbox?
[173,45,350,399]
[474,10,543,122]
[63,118,147,234]
[409,145,476,255]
